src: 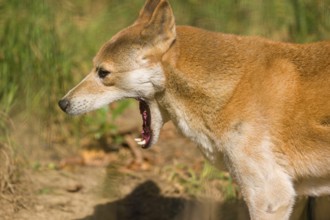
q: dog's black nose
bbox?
[58,99,69,112]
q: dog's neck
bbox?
[154,28,245,162]
[157,27,244,134]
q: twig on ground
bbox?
[124,134,144,165]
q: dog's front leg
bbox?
[222,135,296,220]
[242,179,296,220]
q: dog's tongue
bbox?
[139,99,151,148]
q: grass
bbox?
[0,112,19,196]
[0,140,17,195]
[0,0,329,206]
[164,161,239,200]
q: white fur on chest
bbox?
[171,106,217,163]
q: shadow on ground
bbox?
[78,180,248,220]
[77,180,330,220]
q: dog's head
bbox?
[59,0,176,148]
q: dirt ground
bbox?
[0,105,329,220]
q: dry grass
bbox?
[0,143,16,195]
[0,142,33,217]
[0,113,28,214]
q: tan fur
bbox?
[59,1,330,219]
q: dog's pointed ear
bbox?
[141,0,176,52]
[135,0,162,24]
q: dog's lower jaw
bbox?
[147,100,168,147]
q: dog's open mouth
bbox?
[135,98,152,148]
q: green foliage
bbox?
[0,0,69,115]
[201,162,237,200]
[164,162,204,196]
[172,0,329,41]
[0,0,141,144]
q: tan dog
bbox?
[59,0,330,219]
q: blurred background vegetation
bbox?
[0,0,329,199]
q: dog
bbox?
[58,0,330,219]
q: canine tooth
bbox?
[135,138,142,142]
[137,140,146,145]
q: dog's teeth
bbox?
[137,140,146,145]
[135,138,142,142]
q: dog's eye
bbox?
[98,69,111,79]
